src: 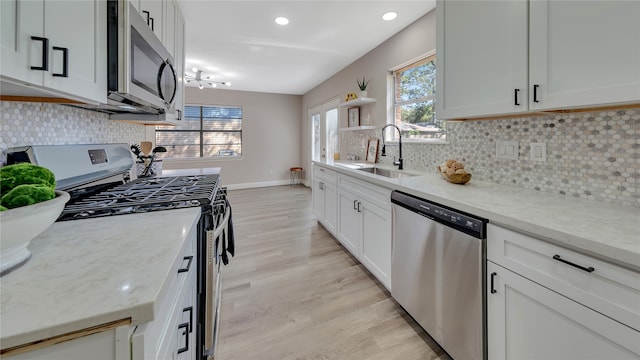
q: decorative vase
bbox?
[359,90,368,98]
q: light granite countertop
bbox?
[0,207,201,350]
[314,160,640,271]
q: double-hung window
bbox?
[156,105,242,158]
[388,54,445,141]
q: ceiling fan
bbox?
[184,68,231,89]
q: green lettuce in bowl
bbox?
[0,163,67,275]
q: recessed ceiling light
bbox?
[275,16,289,25]
[382,11,397,21]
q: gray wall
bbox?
[164,87,303,188]
[301,11,437,180]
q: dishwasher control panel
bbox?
[392,191,487,239]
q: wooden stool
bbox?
[289,167,303,186]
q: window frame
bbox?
[155,104,243,159]
[386,51,446,144]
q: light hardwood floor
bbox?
[218,185,450,360]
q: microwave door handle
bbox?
[157,59,177,106]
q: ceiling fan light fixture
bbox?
[382,11,397,21]
[185,68,231,89]
[275,16,289,25]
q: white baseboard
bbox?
[225,180,309,190]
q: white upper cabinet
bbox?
[0,0,106,104]
[436,0,528,119]
[43,0,106,103]
[0,0,44,86]
[436,0,640,120]
[528,1,640,111]
[138,0,164,42]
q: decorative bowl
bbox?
[437,166,472,185]
[0,190,69,276]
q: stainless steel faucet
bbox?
[381,124,403,170]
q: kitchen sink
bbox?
[357,167,418,178]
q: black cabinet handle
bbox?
[149,17,154,31]
[533,84,540,103]
[176,109,182,120]
[177,255,193,273]
[490,272,497,294]
[356,201,362,213]
[142,10,150,25]
[30,36,49,71]
[183,306,193,333]
[553,255,595,273]
[353,199,358,210]
[52,46,68,77]
[177,322,189,354]
[514,88,520,106]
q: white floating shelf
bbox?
[339,97,376,107]
[339,125,377,132]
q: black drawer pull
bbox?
[533,84,540,103]
[183,306,193,333]
[514,88,520,106]
[30,36,49,71]
[177,322,189,354]
[52,46,68,77]
[490,272,497,294]
[149,17,154,31]
[553,255,594,273]
[177,255,193,273]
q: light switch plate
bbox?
[530,142,546,162]
[496,141,519,160]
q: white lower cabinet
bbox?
[336,175,391,289]
[487,224,640,359]
[312,164,393,289]
[312,166,337,235]
[337,188,359,254]
[131,226,197,360]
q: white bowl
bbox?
[0,190,69,276]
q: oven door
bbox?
[204,203,230,359]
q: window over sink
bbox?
[156,105,243,158]
[387,53,445,142]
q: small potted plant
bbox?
[357,76,369,98]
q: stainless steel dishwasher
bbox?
[391,191,488,360]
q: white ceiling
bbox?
[179,1,436,95]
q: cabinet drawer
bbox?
[487,224,640,331]
[338,175,391,210]
[313,165,337,184]
[131,227,196,358]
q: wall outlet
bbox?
[496,141,519,160]
[530,142,546,162]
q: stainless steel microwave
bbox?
[106,0,177,114]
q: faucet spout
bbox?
[381,124,403,170]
